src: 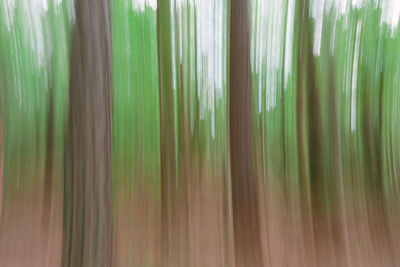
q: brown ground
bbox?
[0,185,62,267]
[0,180,399,267]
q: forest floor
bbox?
[0,184,62,267]
[0,179,399,267]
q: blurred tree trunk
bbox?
[0,119,2,218]
[156,1,179,266]
[41,86,54,231]
[328,58,351,266]
[229,0,262,266]
[62,0,113,266]
[0,56,5,220]
[296,0,316,264]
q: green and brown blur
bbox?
[1,0,400,266]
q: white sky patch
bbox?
[194,0,225,138]
[330,21,336,55]
[197,0,216,91]
[284,0,295,88]
[132,0,157,11]
[216,0,223,97]
[176,0,194,8]
[264,0,285,111]
[352,0,363,9]
[351,20,362,132]
[42,0,48,11]
[381,0,400,32]
[328,0,349,16]
[132,0,145,12]
[197,1,224,90]
[147,0,157,10]
[34,0,49,67]
[311,0,325,56]
[257,0,265,114]
[170,0,177,90]
[15,0,50,68]
[2,0,16,31]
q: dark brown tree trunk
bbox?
[296,0,316,264]
[62,0,113,266]
[229,0,262,266]
[157,1,178,266]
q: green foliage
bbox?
[1,0,400,205]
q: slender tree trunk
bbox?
[180,63,190,267]
[0,57,5,220]
[41,86,54,231]
[0,119,2,218]
[296,0,316,264]
[328,58,351,266]
[62,0,113,266]
[229,0,262,266]
[157,1,178,266]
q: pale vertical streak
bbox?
[311,0,325,56]
[250,0,257,72]
[179,1,183,62]
[330,21,336,56]
[171,0,177,90]
[266,0,273,111]
[352,0,363,9]
[265,0,284,111]
[351,20,361,132]
[381,0,400,34]
[211,0,216,139]
[255,0,262,75]
[284,0,295,89]
[3,0,16,31]
[258,0,264,114]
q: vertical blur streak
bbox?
[156,0,179,266]
[0,120,2,218]
[41,83,54,232]
[2,0,400,266]
[296,1,317,265]
[327,57,351,267]
[62,0,112,266]
[229,0,262,266]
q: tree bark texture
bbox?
[62,0,113,266]
[229,0,262,266]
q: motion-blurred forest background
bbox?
[1,0,400,266]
